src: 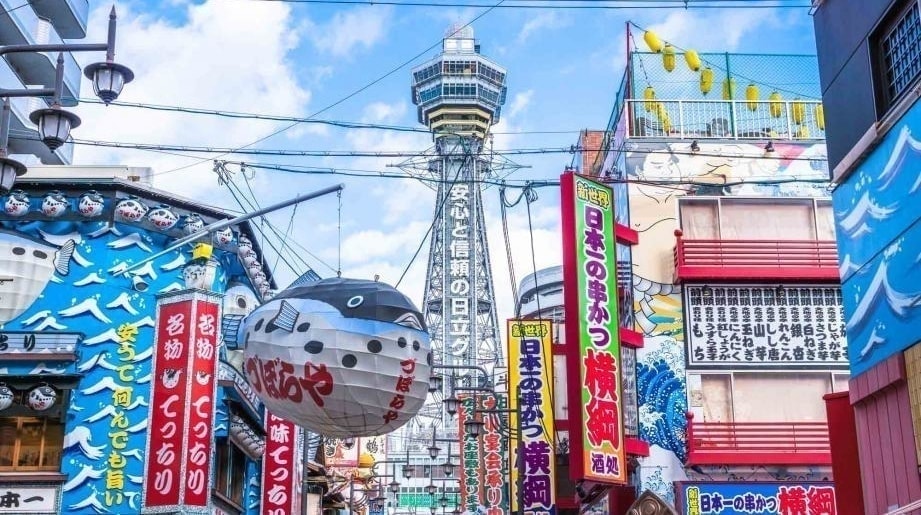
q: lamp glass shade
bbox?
[30,108,81,151]
[443,461,454,477]
[428,445,440,460]
[425,484,437,495]
[440,497,448,507]
[85,62,135,104]
[464,419,484,438]
[402,464,413,479]
[0,158,26,194]
[388,481,400,494]
[444,396,459,415]
[429,374,443,393]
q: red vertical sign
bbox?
[144,299,194,509]
[183,296,220,507]
[262,412,303,515]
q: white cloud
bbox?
[516,12,571,44]
[72,1,311,198]
[507,90,534,120]
[307,6,393,58]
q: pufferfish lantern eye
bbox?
[394,313,424,331]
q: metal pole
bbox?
[106,6,117,62]
[52,54,64,106]
[0,98,11,156]
[114,183,344,276]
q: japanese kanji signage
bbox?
[0,485,59,513]
[446,182,474,361]
[679,482,837,515]
[262,412,304,515]
[508,319,556,514]
[560,172,627,484]
[0,332,80,357]
[480,394,508,515]
[143,291,222,513]
[684,286,848,369]
[458,394,482,512]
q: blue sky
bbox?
[69,0,820,323]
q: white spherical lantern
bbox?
[27,384,57,411]
[0,383,13,411]
[241,277,431,437]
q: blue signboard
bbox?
[677,482,837,515]
[833,100,921,376]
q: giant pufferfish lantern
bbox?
[240,276,431,437]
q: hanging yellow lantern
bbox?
[792,99,806,125]
[685,49,701,72]
[795,125,811,139]
[643,30,664,53]
[745,83,760,111]
[815,103,825,130]
[644,86,657,112]
[700,67,714,95]
[768,91,783,118]
[656,103,672,133]
[722,77,736,100]
[663,44,676,72]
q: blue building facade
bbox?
[814,0,921,513]
[0,170,311,515]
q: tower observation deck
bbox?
[410,24,507,389]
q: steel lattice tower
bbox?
[410,25,507,387]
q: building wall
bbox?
[0,185,276,515]
[617,140,839,506]
[812,0,892,171]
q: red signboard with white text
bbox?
[262,411,304,515]
[143,299,194,510]
[183,297,220,507]
[143,291,222,513]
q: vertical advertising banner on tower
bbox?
[508,319,556,513]
[560,172,627,485]
[144,291,222,513]
[262,412,304,515]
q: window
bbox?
[694,372,843,423]
[214,438,247,507]
[874,0,921,112]
[0,417,64,471]
[678,197,834,240]
[0,384,66,473]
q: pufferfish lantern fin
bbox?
[266,299,298,333]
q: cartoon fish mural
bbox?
[4,190,29,217]
[239,276,431,437]
[0,229,74,324]
[27,384,57,411]
[0,383,13,411]
[182,213,205,235]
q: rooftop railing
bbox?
[627,99,824,141]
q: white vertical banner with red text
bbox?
[142,291,222,513]
[262,411,305,515]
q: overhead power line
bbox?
[53,135,828,162]
[253,0,809,7]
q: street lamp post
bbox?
[0,6,133,192]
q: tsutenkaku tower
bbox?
[411,24,507,385]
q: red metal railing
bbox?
[686,412,831,466]
[674,230,840,282]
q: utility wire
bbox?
[52,136,829,161]
[254,0,809,7]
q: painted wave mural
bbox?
[833,102,921,375]
[0,218,231,514]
